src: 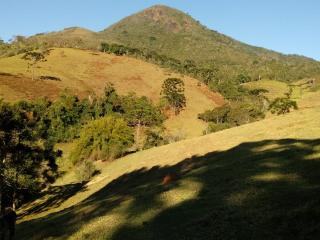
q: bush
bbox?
[71,116,134,163]
[143,127,168,149]
[269,97,298,115]
[75,160,96,183]
[198,105,231,123]
[204,122,232,134]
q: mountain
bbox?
[2,5,320,83]
[101,5,320,82]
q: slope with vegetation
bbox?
[14,88,320,240]
[0,47,223,137]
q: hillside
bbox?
[102,5,320,82]
[0,47,224,137]
[2,5,320,83]
[15,90,320,239]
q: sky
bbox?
[0,0,319,60]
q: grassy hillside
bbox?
[15,89,320,239]
[0,48,224,137]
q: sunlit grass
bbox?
[15,93,320,239]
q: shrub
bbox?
[75,160,96,183]
[198,105,231,123]
[269,97,298,115]
[204,122,232,134]
[143,127,168,149]
[71,116,134,163]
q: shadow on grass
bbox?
[18,183,87,219]
[16,138,320,240]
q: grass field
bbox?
[243,78,317,101]
[0,48,224,137]
[15,89,320,239]
[243,79,290,100]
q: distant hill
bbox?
[2,5,319,83]
[27,27,102,49]
[101,5,320,82]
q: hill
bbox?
[27,27,102,49]
[15,89,320,239]
[2,5,320,83]
[0,47,224,137]
[102,5,320,82]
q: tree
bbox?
[0,100,58,212]
[45,91,86,142]
[92,83,123,118]
[269,97,298,115]
[122,93,164,148]
[269,87,298,115]
[70,116,134,163]
[22,50,49,80]
[161,78,186,114]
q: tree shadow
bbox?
[18,183,87,219]
[16,138,320,240]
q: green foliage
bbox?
[71,116,134,163]
[268,87,297,115]
[236,73,252,84]
[269,97,298,115]
[25,84,164,147]
[0,100,58,209]
[199,100,265,133]
[121,93,164,127]
[45,92,86,142]
[143,127,168,149]
[227,102,265,126]
[210,80,246,101]
[161,78,186,114]
[198,105,231,124]
[204,122,232,134]
[248,88,269,96]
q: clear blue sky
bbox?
[1,0,319,60]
